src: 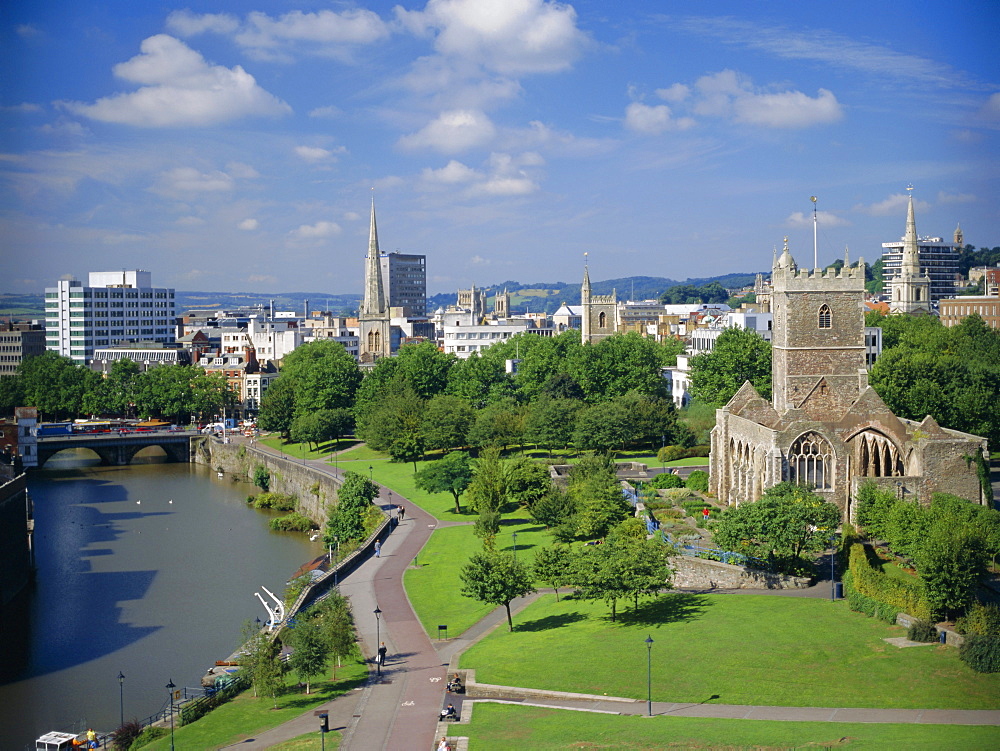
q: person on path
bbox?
[374,540,381,557]
[399,505,405,521]
[437,737,450,751]
[377,642,387,666]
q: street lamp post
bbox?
[374,606,382,676]
[369,464,373,482]
[645,636,654,716]
[830,532,837,601]
[512,531,518,562]
[118,671,125,728]
[166,679,176,751]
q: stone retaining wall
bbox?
[895,611,965,647]
[672,555,812,590]
[459,670,634,705]
[194,437,340,524]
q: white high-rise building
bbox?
[44,270,176,364]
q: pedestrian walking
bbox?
[378,642,387,665]
[399,505,405,521]
[374,540,381,558]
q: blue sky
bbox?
[2,0,997,296]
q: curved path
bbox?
[223,440,1000,749]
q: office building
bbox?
[380,252,427,316]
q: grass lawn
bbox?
[459,593,1000,709]
[140,661,366,749]
[267,732,341,750]
[404,517,554,636]
[452,703,1000,750]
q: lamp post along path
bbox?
[645,635,654,717]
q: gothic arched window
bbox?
[598,311,607,328]
[787,432,833,489]
[818,304,832,329]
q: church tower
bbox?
[358,197,391,362]
[954,222,964,249]
[580,254,617,344]
[889,191,931,315]
[770,238,868,414]
[494,288,510,318]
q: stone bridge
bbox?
[36,431,197,468]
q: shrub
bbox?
[685,470,709,493]
[270,512,316,532]
[474,511,501,539]
[650,471,685,489]
[956,602,1000,637]
[657,445,686,463]
[959,634,1000,673]
[907,619,939,642]
[252,464,270,491]
[847,543,932,621]
[843,571,899,623]
[252,492,297,511]
[128,726,168,749]
[112,720,144,751]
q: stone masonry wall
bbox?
[672,555,812,590]
[193,437,340,525]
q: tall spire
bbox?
[362,194,386,316]
[901,187,920,274]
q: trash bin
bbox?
[939,630,947,645]
[834,582,843,599]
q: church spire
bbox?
[362,194,386,316]
[901,188,920,275]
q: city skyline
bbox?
[2,0,997,295]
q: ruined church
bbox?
[709,238,989,520]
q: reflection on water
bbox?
[0,449,319,748]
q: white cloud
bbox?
[175,215,205,227]
[469,255,490,265]
[784,210,849,228]
[238,218,259,231]
[473,175,537,196]
[291,221,342,239]
[166,10,239,36]
[422,160,481,184]
[246,274,277,284]
[854,193,932,217]
[226,162,260,179]
[396,0,588,76]
[398,109,497,153]
[733,88,842,128]
[656,83,690,103]
[17,24,41,38]
[61,35,291,127]
[153,167,235,197]
[2,102,42,113]
[624,102,695,134]
[937,191,976,205]
[309,105,343,119]
[295,145,345,162]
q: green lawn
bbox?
[459,593,1000,709]
[140,661,366,749]
[267,732,340,750]
[452,702,1000,750]
[404,517,554,636]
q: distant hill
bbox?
[2,272,764,320]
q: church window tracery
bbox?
[787,432,833,489]
[818,304,832,329]
[854,430,903,478]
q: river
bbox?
[0,448,321,749]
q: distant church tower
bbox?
[494,288,511,318]
[889,190,931,316]
[358,197,391,363]
[580,254,617,344]
[954,222,964,250]
[770,237,868,414]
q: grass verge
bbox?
[459,593,1000,709]
[139,661,366,749]
[452,702,1000,750]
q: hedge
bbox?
[843,571,900,623]
[847,543,932,621]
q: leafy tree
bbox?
[257,376,297,437]
[573,400,631,453]
[459,550,536,631]
[711,482,840,571]
[420,394,475,452]
[528,485,577,530]
[504,455,552,509]
[523,397,582,456]
[315,594,357,680]
[650,471,684,489]
[688,327,772,408]
[18,351,92,419]
[466,447,508,515]
[567,332,670,402]
[281,339,362,416]
[392,341,455,399]
[239,621,284,707]
[616,391,681,451]
[287,617,329,694]
[916,523,987,620]
[533,545,575,600]
[0,374,21,417]
[566,453,631,539]
[252,465,271,492]
[538,372,585,401]
[351,356,401,436]
[325,470,378,543]
[467,397,525,449]
[685,470,709,493]
[445,352,510,408]
[387,428,424,470]
[359,387,424,455]
[414,451,474,514]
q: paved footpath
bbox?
[223,443,1000,749]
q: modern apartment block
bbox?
[44,270,176,364]
[380,252,427,316]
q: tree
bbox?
[315,594,356,680]
[533,545,574,601]
[528,485,577,530]
[711,482,840,571]
[566,453,631,540]
[467,397,525,449]
[466,447,508,515]
[287,617,329,694]
[239,621,284,707]
[325,471,378,543]
[688,327,772,408]
[446,352,510,408]
[917,523,987,620]
[257,376,297,438]
[567,332,670,402]
[524,397,581,456]
[504,455,552,509]
[414,451,474,514]
[459,550,536,631]
[421,394,475,452]
[281,339,362,415]
[572,400,631,453]
[18,351,91,419]
[392,341,455,399]
[253,465,271,492]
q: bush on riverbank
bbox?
[249,492,297,511]
[270,512,316,532]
